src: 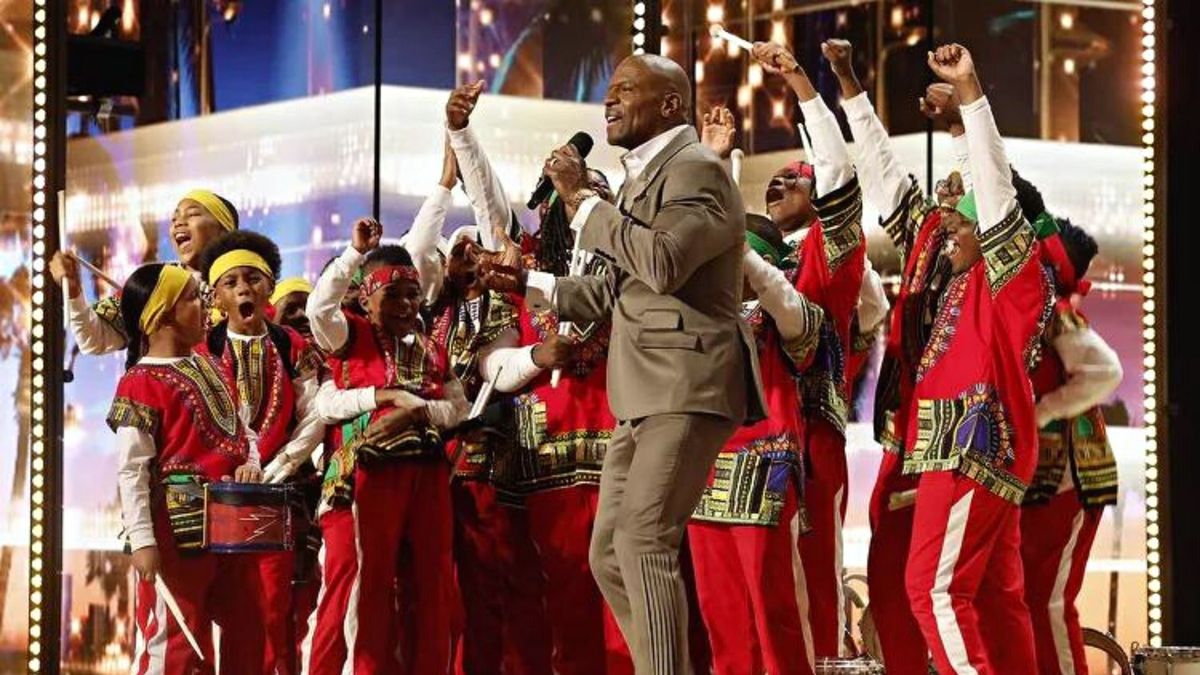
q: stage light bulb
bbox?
[1062,58,1075,75]
[1059,11,1074,30]
[635,2,646,17]
[749,63,763,87]
[706,4,724,24]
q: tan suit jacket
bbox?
[555,126,767,424]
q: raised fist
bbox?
[446,81,485,131]
[821,39,854,78]
[927,44,976,84]
[351,217,383,254]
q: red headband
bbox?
[781,160,815,181]
[361,265,419,297]
[1040,234,1091,297]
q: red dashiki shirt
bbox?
[900,206,1055,504]
[197,323,321,465]
[873,178,951,456]
[508,263,615,495]
[321,311,452,505]
[107,353,248,482]
[786,176,866,437]
[429,290,520,482]
[693,298,822,528]
[1024,298,1117,508]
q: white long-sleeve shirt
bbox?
[448,123,512,251]
[115,354,195,552]
[782,227,889,335]
[840,92,973,219]
[1036,326,1123,428]
[743,249,818,342]
[307,245,366,354]
[214,331,325,484]
[798,95,854,199]
[67,266,205,356]
[960,96,1016,233]
[116,425,157,551]
[840,93,911,219]
[68,293,128,355]
[406,185,452,305]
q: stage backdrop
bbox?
[41,85,1148,669]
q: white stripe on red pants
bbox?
[133,513,266,675]
[905,471,1036,675]
[688,483,814,675]
[1020,489,1103,675]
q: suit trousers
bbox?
[589,412,738,675]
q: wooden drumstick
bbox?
[708,24,754,52]
[154,576,205,661]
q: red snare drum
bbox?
[204,483,296,553]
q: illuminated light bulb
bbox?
[706,4,724,24]
[1063,58,1075,75]
[749,63,763,87]
[1060,12,1074,30]
[737,84,751,108]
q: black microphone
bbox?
[526,131,594,209]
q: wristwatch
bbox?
[566,188,598,211]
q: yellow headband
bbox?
[139,265,192,335]
[181,189,237,232]
[270,277,313,305]
[209,249,274,286]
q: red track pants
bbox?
[452,480,552,675]
[525,486,633,675]
[905,471,1036,675]
[799,420,849,658]
[688,485,814,675]
[1020,490,1103,675]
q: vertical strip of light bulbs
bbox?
[1139,0,1162,649]
[633,2,647,55]
[28,0,51,670]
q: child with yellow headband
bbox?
[107,262,266,673]
[304,217,468,675]
[195,230,328,674]
[50,189,239,356]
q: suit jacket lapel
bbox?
[620,126,699,208]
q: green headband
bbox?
[746,231,791,269]
[956,190,978,223]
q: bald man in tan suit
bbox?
[497,54,767,674]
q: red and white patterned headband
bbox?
[361,265,419,297]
